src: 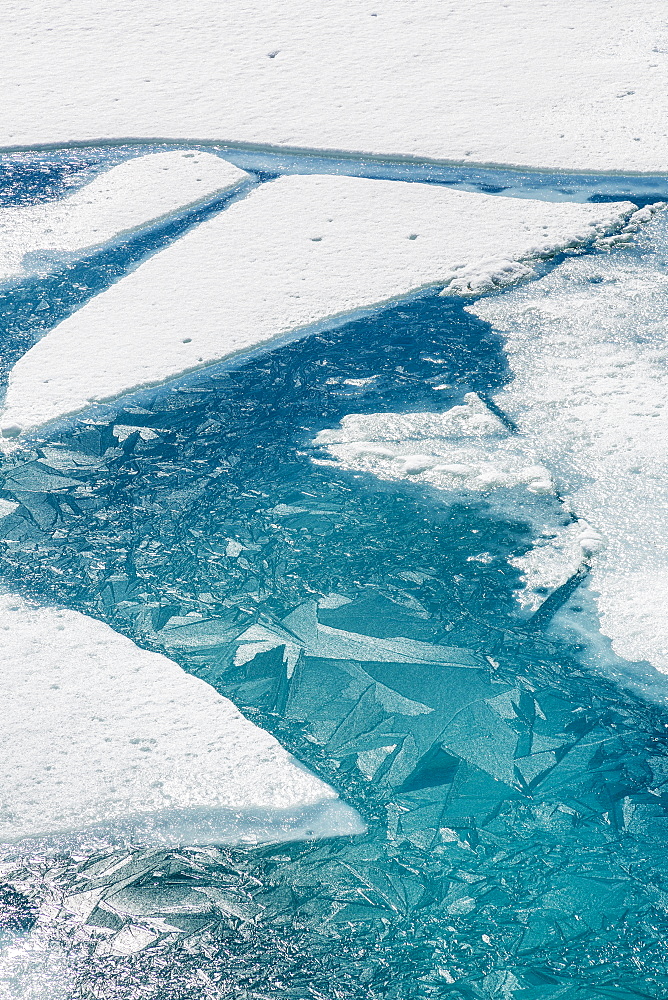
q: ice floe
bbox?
[2,1,668,172]
[466,207,668,671]
[0,593,364,847]
[0,176,638,433]
[312,392,603,611]
[0,150,248,284]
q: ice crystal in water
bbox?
[2,290,668,997]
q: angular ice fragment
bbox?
[0,594,364,847]
[0,151,248,284]
[276,600,484,667]
[0,177,638,432]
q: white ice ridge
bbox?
[312,393,603,611]
[0,151,248,284]
[2,1,668,173]
[468,206,668,672]
[0,593,364,847]
[0,175,639,434]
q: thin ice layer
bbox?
[1,1,668,172]
[0,176,637,433]
[0,593,364,846]
[469,208,668,671]
[0,150,248,283]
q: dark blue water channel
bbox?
[4,142,668,206]
[1,289,668,998]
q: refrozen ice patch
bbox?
[0,176,638,434]
[0,593,364,847]
[469,206,668,671]
[0,150,248,284]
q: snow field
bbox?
[1,1,668,172]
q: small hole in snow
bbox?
[408,234,419,240]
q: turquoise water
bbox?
[2,286,668,997]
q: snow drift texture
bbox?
[1,0,668,171]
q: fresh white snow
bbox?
[0,593,364,847]
[0,150,248,284]
[0,175,638,434]
[1,1,668,172]
[468,208,668,672]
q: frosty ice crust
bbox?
[0,175,638,435]
[468,208,668,674]
[0,150,249,284]
[2,1,668,173]
[0,593,364,846]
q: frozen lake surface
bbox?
[2,150,668,998]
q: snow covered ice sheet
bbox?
[467,207,668,673]
[0,593,363,847]
[0,150,248,285]
[0,175,639,434]
[2,1,668,173]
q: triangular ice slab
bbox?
[0,594,364,847]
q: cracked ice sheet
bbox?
[468,209,668,673]
[0,594,364,848]
[2,1,668,172]
[0,151,248,284]
[312,393,603,610]
[0,176,638,434]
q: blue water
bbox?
[5,142,668,205]
[2,288,668,998]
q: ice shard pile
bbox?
[2,284,668,995]
[0,592,363,846]
[0,176,638,433]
